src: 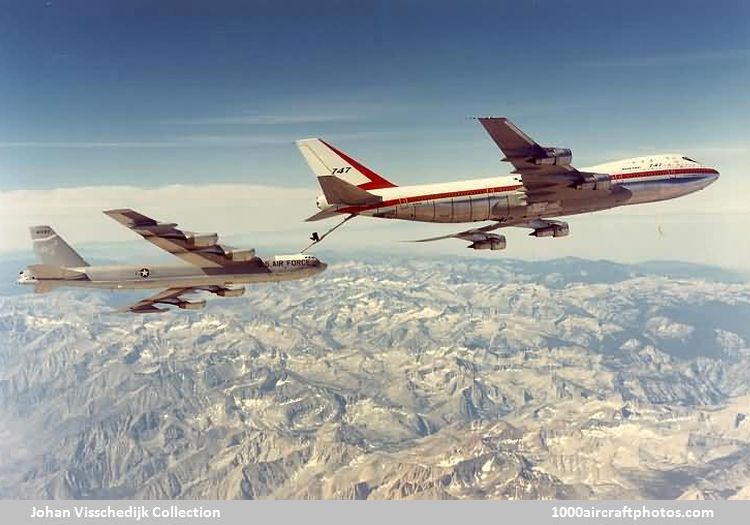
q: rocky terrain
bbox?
[1,257,749,499]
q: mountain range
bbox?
[1,257,748,499]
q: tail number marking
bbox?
[331,167,352,175]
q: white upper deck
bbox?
[583,154,707,175]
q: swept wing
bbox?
[410,221,505,243]
[124,287,200,313]
[123,285,245,313]
[477,117,613,201]
[104,209,257,268]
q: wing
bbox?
[409,218,571,241]
[123,285,245,313]
[477,117,612,202]
[123,287,204,313]
[104,209,257,268]
[410,221,504,243]
[409,222,507,250]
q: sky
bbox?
[1,0,749,269]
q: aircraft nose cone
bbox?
[318,262,328,271]
[704,169,720,188]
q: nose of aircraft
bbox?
[17,270,34,285]
[704,168,720,188]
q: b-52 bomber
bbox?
[17,209,327,313]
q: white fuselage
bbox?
[321,155,719,224]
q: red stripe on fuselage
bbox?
[320,140,398,190]
[336,167,717,214]
[337,184,523,214]
[611,167,718,180]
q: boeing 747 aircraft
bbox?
[297,118,719,250]
[17,209,327,313]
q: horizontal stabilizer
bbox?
[34,282,62,294]
[318,175,382,206]
[305,208,341,222]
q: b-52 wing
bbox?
[104,209,257,268]
[122,285,243,313]
[124,287,201,313]
[477,117,612,201]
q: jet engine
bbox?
[185,232,219,248]
[530,223,569,238]
[468,234,506,250]
[575,173,611,191]
[215,286,245,297]
[533,148,572,166]
[196,245,255,261]
[177,300,206,310]
[224,248,255,262]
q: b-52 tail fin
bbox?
[29,226,88,268]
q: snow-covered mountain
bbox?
[1,257,749,499]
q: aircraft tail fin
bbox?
[296,138,398,190]
[30,226,89,267]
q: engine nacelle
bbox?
[534,148,572,166]
[468,234,506,251]
[225,248,255,262]
[177,300,206,310]
[531,223,569,238]
[531,226,555,238]
[575,173,611,191]
[552,223,569,237]
[185,232,219,248]
[215,287,245,297]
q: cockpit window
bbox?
[682,156,699,163]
